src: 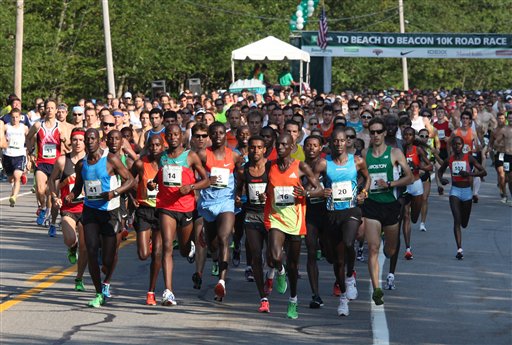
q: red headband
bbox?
[71,131,85,138]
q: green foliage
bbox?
[0,0,511,108]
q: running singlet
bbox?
[264,160,306,236]
[405,145,421,178]
[449,153,471,183]
[346,120,363,133]
[82,150,120,211]
[226,130,237,149]
[433,121,451,149]
[453,128,475,154]
[60,154,84,213]
[199,147,236,206]
[325,154,358,211]
[243,161,271,213]
[4,124,26,157]
[137,156,159,208]
[366,146,396,203]
[146,127,168,148]
[290,144,305,162]
[156,150,196,212]
[36,121,62,165]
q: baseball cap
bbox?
[72,106,84,114]
[123,92,132,99]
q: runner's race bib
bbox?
[438,129,445,139]
[147,179,158,199]
[85,180,102,200]
[43,143,57,158]
[248,183,266,204]
[504,162,510,172]
[369,172,388,192]
[211,167,230,188]
[163,165,182,187]
[274,186,294,206]
[498,153,504,161]
[451,161,466,176]
[8,136,22,149]
[332,181,353,202]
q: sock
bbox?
[218,279,225,287]
[289,296,297,303]
[267,268,275,279]
[457,248,463,253]
[278,266,285,276]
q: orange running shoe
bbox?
[333,282,341,297]
[258,299,270,313]
[146,292,157,306]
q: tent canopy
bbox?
[231,36,310,63]
[230,36,310,92]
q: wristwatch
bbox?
[113,190,120,197]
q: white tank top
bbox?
[4,124,27,157]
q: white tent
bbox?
[231,36,310,93]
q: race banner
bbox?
[301,32,512,59]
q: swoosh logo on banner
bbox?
[400,51,413,56]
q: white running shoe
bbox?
[420,222,427,232]
[162,289,177,306]
[337,294,349,316]
[385,273,396,290]
[187,241,196,263]
[345,276,358,300]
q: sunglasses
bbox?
[419,135,429,138]
[346,135,356,139]
[349,107,359,111]
[102,122,115,127]
[182,112,191,115]
[193,134,208,139]
[73,113,83,116]
[369,129,386,135]
[361,115,372,119]
[309,122,318,126]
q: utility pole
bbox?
[102,0,115,96]
[14,0,24,99]
[399,0,409,91]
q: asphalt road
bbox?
[1,163,511,345]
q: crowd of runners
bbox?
[1,87,511,318]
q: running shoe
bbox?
[456,250,464,260]
[287,300,298,319]
[500,196,507,204]
[404,249,414,260]
[258,298,270,313]
[9,196,16,207]
[420,222,427,232]
[332,282,341,297]
[74,278,85,292]
[120,228,129,240]
[345,276,358,300]
[67,247,77,264]
[36,208,46,226]
[88,293,105,308]
[372,288,384,305]
[356,246,364,262]
[162,289,177,306]
[385,273,396,290]
[192,272,202,290]
[437,186,444,195]
[146,292,157,306]
[276,271,288,294]
[187,241,196,264]
[211,261,219,276]
[214,280,226,301]
[316,249,323,261]
[309,295,324,309]
[264,273,273,295]
[102,283,112,298]
[232,247,241,267]
[337,294,349,316]
[245,267,254,282]
[20,173,27,185]
[48,224,57,237]
[173,239,179,249]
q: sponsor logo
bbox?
[289,172,298,178]
[344,47,359,53]
[223,163,231,167]
[373,49,383,56]
[400,50,414,56]
[496,50,512,56]
[369,164,387,169]
[185,217,193,222]
[456,50,483,57]
[427,49,447,56]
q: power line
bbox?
[349,12,399,32]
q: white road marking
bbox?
[0,191,32,202]
[371,245,390,345]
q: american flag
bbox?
[318,7,328,50]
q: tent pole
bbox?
[306,62,310,85]
[231,60,235,83]
[299,62,303,94]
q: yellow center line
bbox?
[27,266,63,283]
[0,233,136,313]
